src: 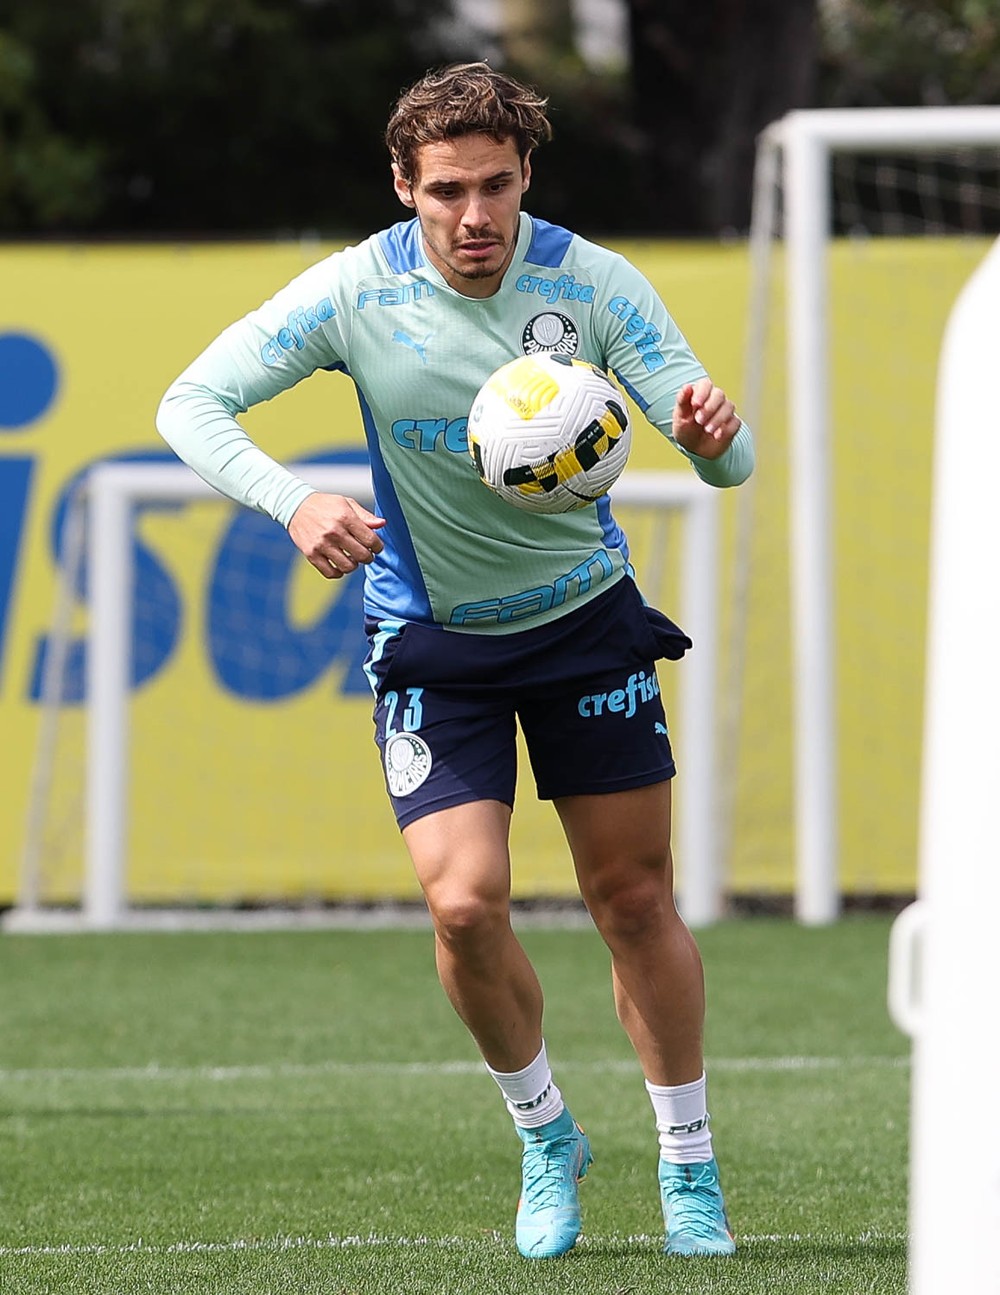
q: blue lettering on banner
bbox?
[356,282,436,309]
[0,331,56,694]
[0,333,59,428]
[515,273,595,304]
[0,457,35,691]
[26,447,372,705]
[29,450,184,703]
[207,448,370,699]
[607,295,667,373]
[390,417,468,453]
[260,297,336,366]
[449,549,615,627]
[577,670,660,719]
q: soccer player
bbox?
[157,61,753,1260]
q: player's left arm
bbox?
[596,254,754,488]
[672,377,742,458]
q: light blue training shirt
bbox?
[156,212,754,633]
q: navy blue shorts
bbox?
[364,576,691,830]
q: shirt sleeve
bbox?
[594,250,754,488]
[667,421,755,487]
[156,257,351,527]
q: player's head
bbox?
[386,64,552,297]
[385,61,552,186]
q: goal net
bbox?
[731,107,1000,920]
[13,462,723,930]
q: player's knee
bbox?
[586,868,673,945]
[428,890,509,952]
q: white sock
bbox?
[645,1072,714,1164]
[486,1041,565,1130]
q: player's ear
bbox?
[521,153,532,194]
[392,163,416,209]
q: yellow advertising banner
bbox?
[0,238,985,909]
[0,243,742,908]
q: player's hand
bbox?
[672,379,742,460]
[287,492,386,579]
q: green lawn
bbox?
[0,917,910,1293]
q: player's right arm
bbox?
[156,257,384,576]
[286,490,385,580]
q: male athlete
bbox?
[157,62,753,1260]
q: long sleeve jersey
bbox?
[157,212,754,633]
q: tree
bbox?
[820,0,1000,107]
[0,0,455,234]
[497,0,575,73]
[5,0,997,237]
[0,30,103,229]
[623,0,820,234]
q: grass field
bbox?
[0,916,910,1294]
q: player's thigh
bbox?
[554,781,676,905]
[372,682,517,831]
[518,661,676,801]
[403,799,515,913]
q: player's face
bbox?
[394,134,530,299]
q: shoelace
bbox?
[522,1136,579,1211]
[662,1166,726,1235]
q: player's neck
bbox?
[420,228,521,299]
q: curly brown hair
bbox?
[385,62,553,183]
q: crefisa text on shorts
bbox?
[577,669,661,719]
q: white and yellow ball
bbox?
[467,354,631,513]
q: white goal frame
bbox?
[748,106,1000,924]
[17,462,723,931]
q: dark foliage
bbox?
[0,0,455,234]
[2,1,998,237]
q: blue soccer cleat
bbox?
[658,1156,736,1257]
[515,1108,593,1258]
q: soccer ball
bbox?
[467,354,631,513]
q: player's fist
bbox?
[288,492,386,579]
[673,379,741,460]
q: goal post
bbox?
[82,462,373,929]
[742,106,1000,923]
[13,462,723,931]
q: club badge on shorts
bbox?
[384,732,433,797]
